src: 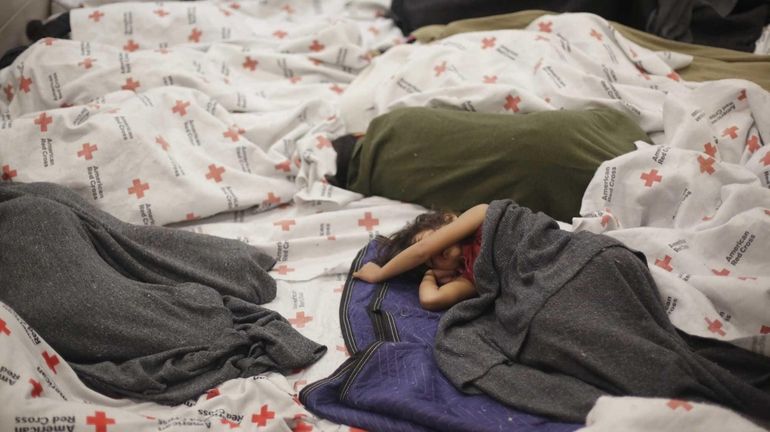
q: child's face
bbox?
[413,229,463,271]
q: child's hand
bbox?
[353,262,384,283]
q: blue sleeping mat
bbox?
[300,239,581,432]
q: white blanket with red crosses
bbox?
[1,2,769,432]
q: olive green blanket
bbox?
[345,107,648,222]
[412,10,770,92]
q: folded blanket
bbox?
[435,200,770,424]
[412,10,770,91]
[0,182,326,405]
[342,107,647,222]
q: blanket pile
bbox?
[0,181,326,405]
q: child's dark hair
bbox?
[375,210,456,279]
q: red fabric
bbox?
[460,227,483,283]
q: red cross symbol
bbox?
[481,37,496,49]
[590,28,603,41]
[697,155,715,175]
[711,268,730,276]
[654,255,673,272]
[205,388,220,399]
[242,56,258,71]
[737,89,747,101]
[760,325,770,334]
[722,126,738,139]
[29,378,43,397]
[172,100,190,116]
[205,164,225,182]
[747,135,760,153]
[263,192,281,206]
[292,415,313,432]
[273,29,288,39]
[538,21,552,32]
[316,135,332,149]
[761,151,770,167]
[77,143,98,160]
[252,405,276,426]
[703,142,716,157]
[309,40,325,52]
[358,212,379,231]
[3,83,13,102]
[282,4,295,14]
[220,418,239,429]
[289,76,302,84]
[666,72,681,81]
[275,160,291,172]
[128,178,150,198]
[188,28,203,43]
[483,75,497,84]
[434,61,447,77]
[640,169,662,187]
[88,10,105,22]
[79,57,95,69]
[86,411,115,432]
[34,112,53,132]
[289,311,312,328]
[0,318,10,335]
[121,77,140,91]
[19,76,33,93]
[274,219,296,231]
[275,265,294,275]
[123,39,139,52]
[504,94,521,112]
[666,399,693,411]
[154,8,169,17]
[42,351,59,373]
[156,135,170,151]
[223,127,241,142]
[329,84,344,94]
[2,165,17,181]
[705,317,726,336]
[229,2,240,9]
[368,26,380,35]
[599,214,612,228]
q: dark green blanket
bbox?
[344,107,647,222]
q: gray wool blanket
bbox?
[0,182,326,405]
[434,200,770,425]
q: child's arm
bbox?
[419,270,476,311]
[353,204,488,283]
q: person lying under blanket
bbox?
[353,200,770,426]
[327,106,650,223]
[0,182,326,405]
